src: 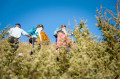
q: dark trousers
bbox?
[8,37,19,52]
[29,37,37,48]
[29,37,42,55]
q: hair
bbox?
[15,23,21,28]
[61,25,66,28]
[37,24,44,29]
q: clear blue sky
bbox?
[0,0,117,42]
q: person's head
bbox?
[37,24,44,30]
[15,23,21,28]
[61,25,66,29]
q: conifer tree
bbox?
[95,1,120,57]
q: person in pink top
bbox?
[56,25,73,51]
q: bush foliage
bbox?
[0,4,120,79]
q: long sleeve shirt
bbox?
[8,27,28,38]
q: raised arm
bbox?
[26,34,32,38]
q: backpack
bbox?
[53,28,62,38]
[38,31,50,42]
[28,27,37,36]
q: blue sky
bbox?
[0,0,117,42]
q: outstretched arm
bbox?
[21,29,32,38]
[64,30,71,36]
[67,33,72,36]
[26,34,33,38]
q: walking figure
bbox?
[8,23,32,52]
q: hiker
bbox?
[56,25,73,51]
[54,25,62,44]
[28,24,50,54]
[37,26,50,43]
[28,25,43,54]
[8,23,32,52]
[29,25,44,45]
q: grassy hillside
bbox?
[0,24,120,79]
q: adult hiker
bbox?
[56,25,73,51]
[29,25,44,45]
[28,25,43,54]
[28,24,50,55]
[8,23,32,52]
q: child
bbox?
[8,23,32,52]
[56,25,73,51]
[37,25,50,43]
